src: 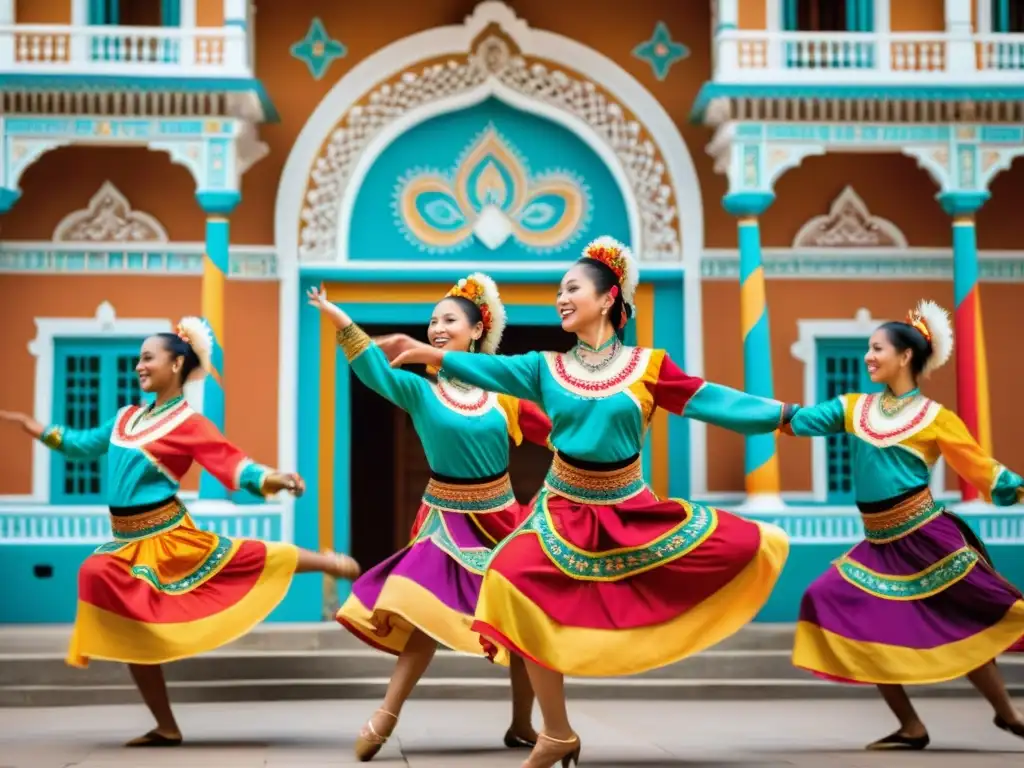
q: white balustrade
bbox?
[0,24,249,76]
[716,29,1024,83]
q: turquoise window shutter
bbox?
[162,0,181,27]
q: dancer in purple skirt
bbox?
[784,299,1024,750]
[308,274,550,762]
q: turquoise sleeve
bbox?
[39,417,116,460]
[684,383,785,435]
[787,398,847,437]
[992,467,1024,507]
[441,351,544,403]
[350,344,426,412]
[238,461,271,496]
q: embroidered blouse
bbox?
[39,396,271,508]
[786,388,1024,505]
[439,346,787,463]
[337,325,552,480]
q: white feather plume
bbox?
[460,272,507,354]
[582,235,640,307]
[915,299,953,377]
[175,316,214,383]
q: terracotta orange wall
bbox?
[702,280,1024,493]
[890,0,946,32]
[0,277,278,495]
[15,0,70,23]
[737,0,766,29]
[196,0,224,27]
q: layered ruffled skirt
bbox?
[793,488,1024,685]
[470,454,790,676]
[337,472,528,665]
[67,498,298,668]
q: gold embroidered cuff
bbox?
[40,425,64,450]
[337,324,371,362]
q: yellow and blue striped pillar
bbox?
[938,190,991,503]
[196,190,241,500]
[723,191,781,503]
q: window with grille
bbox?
[815,338,882,504]
[51,338,144,504]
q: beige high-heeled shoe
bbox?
[324,549,361,580]
[354,708,397,762]
[522,731,581,767]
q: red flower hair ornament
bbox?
[581,235,639,328]
[445,272,507,354]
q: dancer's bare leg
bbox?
[876,684,928,738]
[125,664,182,746]
[507,654,538,744]
[520,659,579,768]
[968,660,1024,726]
[295,548,360,578]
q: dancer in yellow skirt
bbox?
[387,237,794,767]
[0,317,360,748]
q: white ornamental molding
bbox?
[53,182,169,243]
[294,3,683,264]
[792,186,907,249]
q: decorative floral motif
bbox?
[524,491,717,581]
[412,508,492,574]
[836,547,978,600]
[544,454,646,505]
[53,181,168,243]
[631,22,690,81]
[300,32,681,263]
[792,186,907,249]
[422,473,516,514]
[435,376,490,413]
[394,124,590,254]
[109,502,187,541]
[550,346,646,397]
[290,18,346,81]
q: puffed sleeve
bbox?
[338,324,427,412]
[652,354,788,435]
[177,414,274,497]
[935,408,1024,506]
[441,350,545,404]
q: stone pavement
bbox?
[0,698,1022,767]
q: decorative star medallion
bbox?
[290,18,346,81]
[632,22,689,81]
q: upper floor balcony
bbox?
[713,0,1024,86]
[0,0,252,78]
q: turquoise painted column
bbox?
[196,190,240,500]
[723,191,781,505]
[938,190,991,503]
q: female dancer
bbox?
[0,318,360,748]
[783,300,1024,750]
[388,237,794,768]
[308,274,551,762]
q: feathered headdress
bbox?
[580,236,639,328]
[175,316,215,382]
[446,272,507,354]
[906,299,953,377]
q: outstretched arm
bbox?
[1,410,116,460]
[651,355,791,435]
[441,350,545,403]
[179,414,304,498]
[782,398,848,437]
[935,409,1024,505]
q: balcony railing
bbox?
[715,30,1024,83]
[0,24,249,77]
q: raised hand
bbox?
[0,410,44,439]
[373,333,419,362]
[390,340,444,369]
[306,284,350,329]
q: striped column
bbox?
[197,191,240,500]
[939,191,991,503]
[723,192,781,505]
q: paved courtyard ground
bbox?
[0,698,1022,767]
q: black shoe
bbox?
[866,730,930,751]
[504,728,537,749]
[994,715,1024,739]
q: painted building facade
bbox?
[1,0,1023,624]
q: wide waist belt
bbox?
[109,498,186,541]
[422,473,516,514]
[861,488,941,543]
[544,453,646,505]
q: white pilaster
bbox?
[946,0,975,71]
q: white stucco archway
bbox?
[273,1,709,492]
